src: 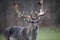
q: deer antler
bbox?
[38,8,47,16]
[37,0,44,16]
[14,3,31,18]
[38,9,44,16]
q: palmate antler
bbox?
[14,3,45,21]
[37,0,44,16]
[35,9,44,17]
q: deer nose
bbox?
[33,23,38,27]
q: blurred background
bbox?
[0,0,60,40]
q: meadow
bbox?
[0,27,60,40]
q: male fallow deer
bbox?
[3,1,45,40]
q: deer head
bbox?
[14,3,45,29]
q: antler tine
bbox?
[21,10,24,16]
[23,10,24,15]
[31,10,33,14]
[44,8,47,13]
[15,5,22,17]
[14,2,19,9]
[30,10,33,18]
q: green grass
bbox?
[0,34,3,40]
[0,27,60,40]
[36,27,60,40]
